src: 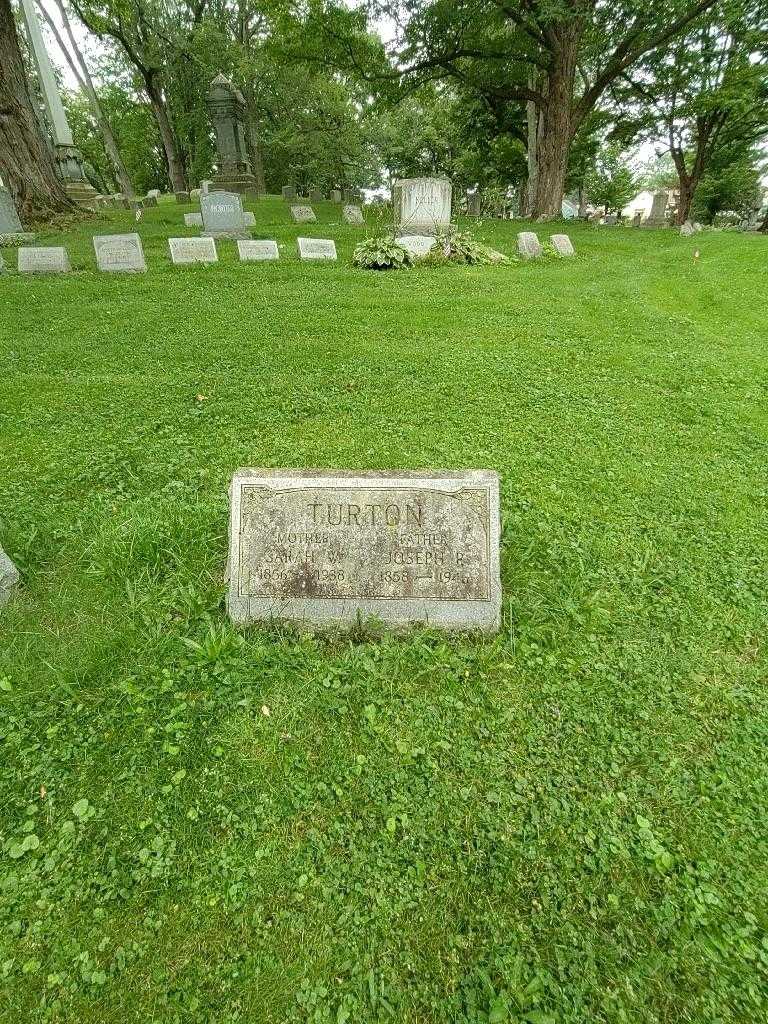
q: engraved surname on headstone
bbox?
[93,233,147,272]
[393,177,452,235]
[201,191,248,237]
[17,246,71,273]
[550,234,575,256]
[227,469,501,630]
[238,239,279,261]
[516,231,542,259]
[291,205,317,224]
[396,235,437,258]
[297,237,337,260]
[169,236,218,265]
[184,212,203,227]
[342,204,364,225]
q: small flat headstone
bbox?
[516,231,542,259]
[0,545,20,608]
[291,205,317,224]
[343,204,364,225]
[0,252,4,272]
[184,212,203,227]
[549,234,575,257]
[396,235,437,258]
[604,214,617,225]
[238,240,279,261]
[226,468,501,631]
[169,236,218,265]
[93,233,147,273]
[297,237,337,260]
[17,246,71,273]
[147,189,161,199]
[175,191,191,204]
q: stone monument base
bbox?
[212,173,259,196]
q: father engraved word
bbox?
[227,469,501,630]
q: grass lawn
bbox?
[1,196,768,1024]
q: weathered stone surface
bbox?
[93,233,147,272]
[206,75,258,194]
[310,188,324,203]
[393,177,452,236]
[330,189,342,203]
[343,204,364,225]
[175,191,191,204]
[282,185,297,200]
[466,191,481,217]
[17,246,71,273]
[0,187,23,234]
[238,239,279,261]
[550,234,575,256]
[297,237,337,260]
[0,545,20,608]
[680,220,695,236]
[516,231,542,259]
[169,236,218,264]
[201,191,250,238]
[190,188,201,201]
[646,190,668,225]
[0,252,4,272]
[242,212,256,226]
[604,214,617,225]
[143,196,158,207]
[227,469,501,631]
[291,205,317,224]
[184,212,203,227]
[396,235,437,259]
[147,189,161,199]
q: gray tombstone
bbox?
[396,235,437,259]
[604,214,617,225]
[282,185,297,200]
[632,211,643,227]
[206,75,258,194]
[93,233,147,272]
[549,234,575,257]
[646,191,668,225]
[17,246,71,273]
[466,191,481,217]
[238,239,279,261]
[184,212,204,227]
[342,204,364,226]
[680,220,695,237]
[309,188,324,203]
[0,545,20,608]
[0,187,32,243]
[201,180,212,196]
[200,191,250,238]
[226,468,501,631]
[0,252,5,272]
[242,212,256,226]
[393,177,452,236]
[169,237,218,265]
[291,205,317,224]
[297,237,336,260]
[175,191,191,205]
[147,189,161,199]
[190,188,202,201]
[516,231,542,259]
[330,189,342,203]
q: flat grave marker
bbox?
[0,545,20,608]
[396,235,437,258]
[291,205,317,224]
[169,236,218,265]
[297,237,337,260]
[17,246,71,273]
[227,469,501,631]
[93,233,147,273]
[238,240,279,261]
[184,212,203,227]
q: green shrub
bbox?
[353,236,413,270]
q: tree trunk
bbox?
[0,0,75,220]
[525,70,539,216]
[145,72,186,193]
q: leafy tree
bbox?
[692,147,765,221]
[584,144,638,215]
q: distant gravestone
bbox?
[0,187,31,242]
[201,180,212,196]
[17,246,71,273]
[680,220,695,237]
[282,185,296,200]
[0,545,20,608]
[184,212,203,227]
[242,212,256,226]
[190,188,201,201]
[142,195,158,208]
[330,189,342,203]
[466,191,481,217]
[632,211,643,227]
[0,252,5,272]
[396,235,437,259]
[310,188,324,203]
[646,191,668,225]
[226,468,501,631]
[93,233,147,273]
[549,234,575,257]
[201,191,250,238]
[393,177,452,236]
[297,237,337,260]
[291,205,317,224]
[343,204,364,225]
[175,191,191,204]
[238,239,279,261]
[169,236,218,265]
[147,189,161,199]
[516,231,542,259]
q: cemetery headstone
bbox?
[393,177,452,235]
[680,220,695,237]
[226,468,501,631]
[143,195,158,208]
[184,212,203,227]
[238,239,279,261]
[467,191,481,217]
[201,180,212,195]
[646,191,668,226]
[17,246,71,273]
[0,187,33,243]
[282,185,297,200]
[169,236,218,265]
[516,231,542,259]
[291,205,317,224]
[190,188,201,201]
[342,204,364,226]
[549,234,575,257]
[396,235,437,259]
[201,191,250,238]
[632,211,643,227]
[310,188,324,203]
[207,75,258,193]
[0,545,20,608]
[93,233,147,273]
[175,191,191,204]
[297,237,337,260]
[330,189,342,203]
[242,212,256,226]
[0,252,4,272]
[147,189,161,199]
[604,214,617,225]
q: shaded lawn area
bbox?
[1,199,767,1023]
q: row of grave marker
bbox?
[182,204,365,231]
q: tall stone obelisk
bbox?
[19,0,98,205]
[206,75,259,195]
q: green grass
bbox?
[1,195,768,1024]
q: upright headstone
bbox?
[0,187,30,242]
[291,205,317,224]
[393,178,452,236]
[142,195,158,208]
[646,191,668,226]
[184,212,204,227]
[0,545,20,608]
[297,237,337,260]
[238,239,279,262]
[190,188,202,201]
[330,189,343,203]
[201,191,250,238]
[17,246,71,273]
[632,211,643,227]
[206,75,258,194]
[226,468,501,631]
[396,235,436,259]
[309,188,324,203]
[466,191,481,217]
[169,237,218,265]
[516,232,542,259]
[93,233,147,273]
[242,212,256,226]
[175,191,191,204]
[282,185,297,200]
[342,204,364,225]
[604,214,617,225]
[201,180,212,195]
[146,189,161,199]
[549,234,574,257]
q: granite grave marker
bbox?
[93,233,147,272]
[343,204,364,225]
[550,234,575,256]
[297,237,337,260]
[238,239,279,261]
[393,177,452,235]
[291,205,317,224]
[516,231,542,258]
[201,191,250,238]
[169,236,218,264]
[17,246,71,273]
